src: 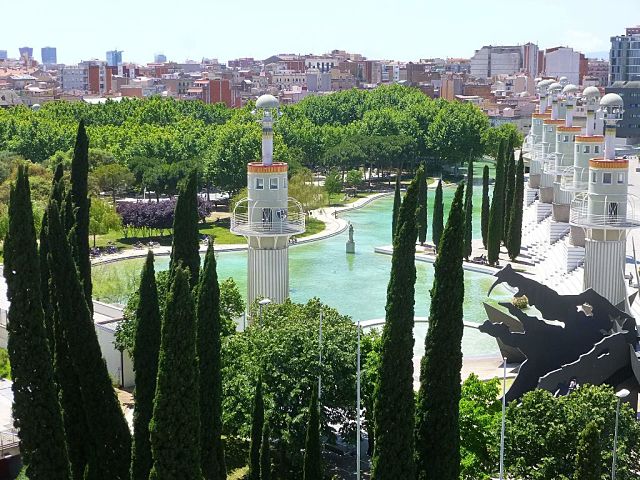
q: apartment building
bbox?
[610,26,640,84]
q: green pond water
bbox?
[93,184,508,357]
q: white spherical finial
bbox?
[256,94,279,110]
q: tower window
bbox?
[617,173,625,184]
[270,177,279,189]
[256,178,264,190]
[603,173,612,184]
[583,145,590,153]
[591,172,597,183]
[563,135,569,142]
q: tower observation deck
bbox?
[231,95,305,305]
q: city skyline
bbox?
[1,0,635,65]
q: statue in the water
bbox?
[346,222,355,254]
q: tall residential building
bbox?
[440,74,463,100]
[18,46,33,62]
[106,50,123,67]
[62,61,112,94]
[41,47,57,66]
[470,45,536,78]
[0,50,7,61]
[587,59,610,86]
[606,80,640,143]
[542,47,587,85]
[609,26,640,84]
[154,53,167,63]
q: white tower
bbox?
[570,94,640,309]
[538,82,564,220]
[528,79,553,190]
[549,84,581,242]
[563,86,604,250]
[231,95,305,306]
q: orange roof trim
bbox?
[247,162,288,173]
[575,135,604,143]
[589,158,628,169]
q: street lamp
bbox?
[612,388,630,480]
[258,297,271,325]
[499,357,507,480]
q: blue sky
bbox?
[2,0,635,64]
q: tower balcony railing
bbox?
[560,166,589,193]
[543,153,569,176]
[231,197,306,237]
[570,192,640,230]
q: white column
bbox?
[247,246,289,305]
[583,236,626,307]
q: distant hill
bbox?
[586,51,609,60]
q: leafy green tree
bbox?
[487,139,506,265]
[507,152,525,260]
[260,420,271,480]
[3,165,71,480]
[47,200,131,480]
[70,120,92,311]
[482,124,522,159]
[169,169,200,287]
[431,180,444,250]
[391,171,401,241]
[371,168,421,480]
[196,242,227,480]
[303,385,322,480]
[92,163,135,203]
[249,379,264,480]
[149,266,202,480]
[88,197,122,247]
[345,169,362,190]
[464,161,473,260]
[287,169,326,212]
[481,166,490,249]
[503,151,515,241]
[416,167,427,245]
[415,183,465,480]
[574,420,602,480]
[459,375,500,480]
[130,251,161,480]
[222,299,362,474]
[505,385,640,480]
[324,169,342,205]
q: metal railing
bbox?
[560,166,589,193]
[570,193,640,230]
[231,197,305,236]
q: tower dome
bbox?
[562,84,579,95]
[600,93,624,108]
[582,86,600,98]
[256,94,279,110]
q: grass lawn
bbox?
[93,216,327,251]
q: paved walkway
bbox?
[92,191,394,266]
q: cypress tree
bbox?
[149,266,201,480]
[503,151,515,241]
[415,183,465,480]
[47,201,131,480]
[464,160,473,260]
[416,167,428,245]
[507,152,525,260]
[44,179,92,480]
[260,421,271,480]
[574,420,602,480]
[196,242,227,480]
[481,165,490,249]
[487,139,506,265]
[3,165,71,480]
[70,120,92,310]
[432,180,444,250]
[371,167,421,480]
[130,251,162,480]
[303,385,322,480]
[249,379,264,480]
[392,171,401,241]
[170,169,200,287]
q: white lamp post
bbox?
[612,388,630,480]
[258,297,271,325]
[499,357,507,480]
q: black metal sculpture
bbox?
[480,265,640,406]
